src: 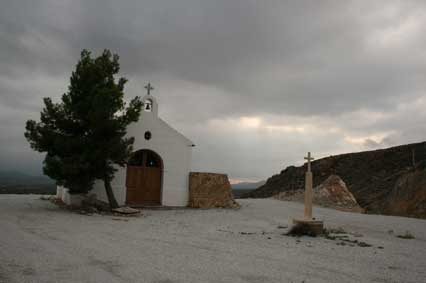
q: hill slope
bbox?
[248,141,426,218]
[0,171,53,185]
[0,171,55,194]
[231,180,266,190]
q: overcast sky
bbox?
[1,0,425,182]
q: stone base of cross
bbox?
[291,218,325,236]
[291,152,324,236]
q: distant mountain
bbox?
[0,171,56,194]
[248,141,426,218]
[0,171,54,186]
[231,180,266,190]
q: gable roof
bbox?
[158,117,195,146]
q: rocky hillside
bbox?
[248,141,426,218]
[383,168,426,218]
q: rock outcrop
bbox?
[188,172,240,208]
[315,175,361,210]
[382,167,426,218]
[275,175,364,212]
[248,141,426,218]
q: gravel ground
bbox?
[0,195,425,283]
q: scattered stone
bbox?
[388,229,394,235]
[39,195,55,201]
[277,225,288,229]
[239,232,256,235]
[327,227,346,234]
[78,210,93,216]
[377,246,384,249]
[217,229,233,234]
[111,218,129,222]
[50,195,122,216]
[334,235,349,239]
[324,234,338,241]
[357,241,372,247]
[81,194,110,212]
[350,232,363,237]
[286,222,325,237]
[322,229,374,248]
[112,206,141,215]
[50,197,66,206]
[396,231,415,239]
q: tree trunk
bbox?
[104,178,119,209]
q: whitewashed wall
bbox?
[58,94,193,207]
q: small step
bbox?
[129,204,187,210]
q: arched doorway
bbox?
[126,149,163,206]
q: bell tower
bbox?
[142,82,158,117]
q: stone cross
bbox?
[304,152,314,220]
[304,152,314,172]
[144,82,154,95]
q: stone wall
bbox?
[188,172,239,208]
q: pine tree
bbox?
[25,49,142,208]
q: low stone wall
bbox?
[188,172,239,208]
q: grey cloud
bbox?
[0,0,425,179]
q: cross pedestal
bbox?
[292,152,324,236]
[304,170,313,219]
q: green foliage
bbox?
[25,49,142,201]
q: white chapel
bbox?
[57,83,194,207]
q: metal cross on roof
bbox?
[304,152,314,172]
[144,82,154,95]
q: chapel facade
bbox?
[57,84,194,207]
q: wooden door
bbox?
[126,150,162,205]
